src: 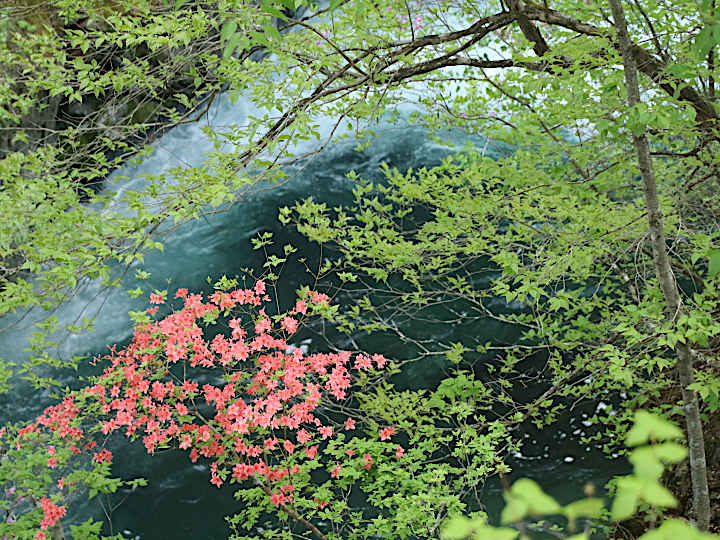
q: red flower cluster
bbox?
[17,283,394,536]
[97,286,386,495]
[39,497,66,530]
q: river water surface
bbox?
[0,89,628,538]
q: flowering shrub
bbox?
[2,281,409,539]
[8,278,695,540]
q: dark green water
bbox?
[0,105,628,538]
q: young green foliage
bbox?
[441,411,718,540]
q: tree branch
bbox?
[253,477,330,540]
[506,0,551,56]
[234,6,718,176]
[524,4,719,129]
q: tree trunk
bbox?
[608,0,711,530]
[51,523,66,540]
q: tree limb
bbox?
[525,4,719,128]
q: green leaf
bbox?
[611,477,642,521]
[665,63,699,80]
[501,479,561,524]
[68,519,104,540]
[700,0,714,17]
[638,519,719,539]
[476,528,518,540]
[694,24,720,58]
[630,447,664,480]
[642,483,678,508]
[625,411,684,446]
[221,20,238,44]
[441,517,476,539]
[261,0,287,19]
[563,498,605,522]
[263,23,282,42]
[708,248,720,277]
[651,442,688,464]
[500,497,529,524]
[280,0,295,11]
[441,517,519,540]
[223,32,245,59]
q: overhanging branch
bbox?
[234,6,718,173]
[524,5,719,128]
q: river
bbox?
[0,88,628,538]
